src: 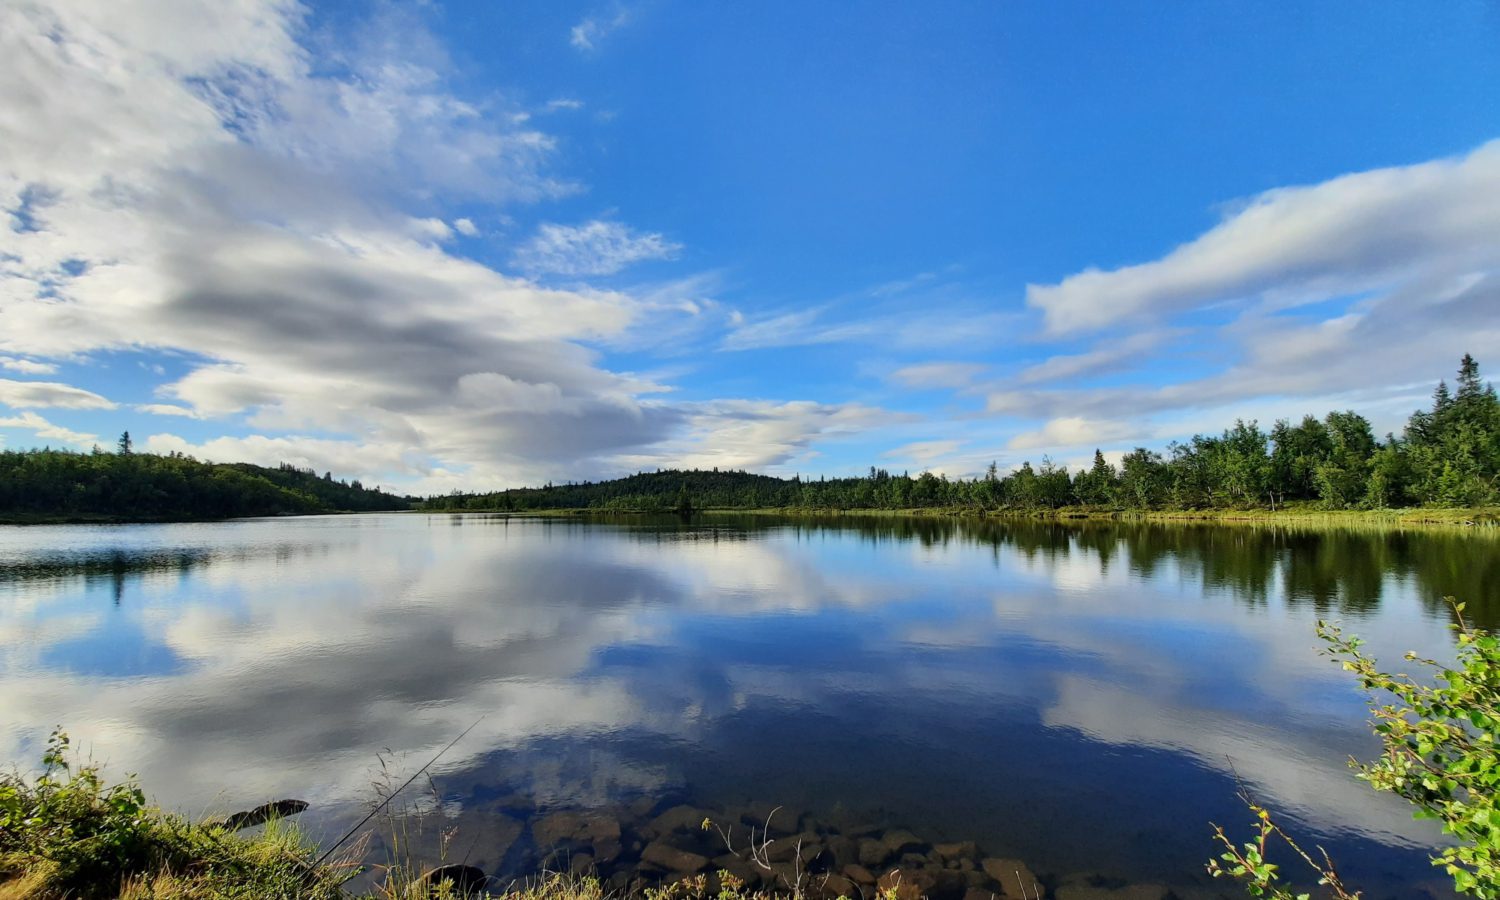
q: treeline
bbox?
[425,355,1500,513]
[0,440,409,521]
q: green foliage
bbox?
[1321,602,1500,897]
[0,731,345,899]
[0,449,409,522]
[1212,597,1500,899]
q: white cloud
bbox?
[0,411,97,445]
[1007,416,1137,452]
[545,98,584,112]
[0,378,115,410]
[0,0,896,489]
[1017,330,1179,385]
[618,400,895,475]
[570,5,631,51]
[888,362,987,390]
[0,356,57,375]
[136,403,203,418]
[512,220,681,277]
[883,439,962,463]
[1027,140,1500,335]
[143,433,419,485]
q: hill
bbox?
[422,468,803,513]
[0,448,410,523]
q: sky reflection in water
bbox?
[2,513,1497,893]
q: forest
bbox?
[0,434,409,522]
[424,355,1500,514]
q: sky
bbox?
[2,0,1499,493]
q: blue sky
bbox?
[2,0,1498,491]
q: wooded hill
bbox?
[424,355,1500,514]
[0,444,410,522]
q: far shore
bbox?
[427,504,1500,529]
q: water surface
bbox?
[3,513,1497,896]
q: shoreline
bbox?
[422,504,1500,529]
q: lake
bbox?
[2,513,1497,898]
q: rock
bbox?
[1053,885,1170,900]
[882,829,927,856]
[818,872,858,898]
[642,840,710,873]
[568,853,595,875]
[857,837,889,868]
[628,796,657,819]
[532,811,623,847]
[215,799,310,831]
[419,864,487,896]
[843,864,877,885]
[959,858,975,872]
[964,889,996,900]
[650,805,712,836]
[592,839,623,864]
[765,832,822,865]
[876,870,924,900]
[962,870,990,889]
[712,854,763,888]
[879,866,966,900]
[824,834,858,870]
[934,841,978,862]
[740,803,800,836]
[982,858,1040,898]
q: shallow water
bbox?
[2,512,1497,896]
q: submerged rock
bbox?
[532,810,622,847]
[740,803,800,836]
[641,839,710,873]
[881,829,927,856]
[856,837,889,868]
[982,857,1040,898]
[419,864,487,896]
[933,840,978,862]
[649,804,712,836]
[1053,882,1171,900]
[214,799,309,831]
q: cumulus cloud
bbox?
[512,220,681,277]
[0,0,890,489]
[0,379,115,410]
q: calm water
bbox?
[3,513,1499,896]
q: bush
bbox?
[1211,597,1500,898]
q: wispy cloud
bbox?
[0,411,96,445]
[512,220,681,277]
[0,379,115,410]
[570,5,632,51]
